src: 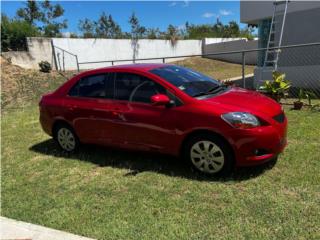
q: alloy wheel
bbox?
[190,140,225,174]
[57,127,76,151]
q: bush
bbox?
[39,61,52,73]
[259,71,291,102]
[1,14,40,51]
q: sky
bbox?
[1,1,244,34]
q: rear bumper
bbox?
[227,120,287,167]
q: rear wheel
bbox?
[184,134,234,176]
[53,124,79,152]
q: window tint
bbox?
[114,73,167,103]
[69,74,113,98]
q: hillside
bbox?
[1,57,75,110]
[173,57,254,81]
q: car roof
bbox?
[82,63,172,75]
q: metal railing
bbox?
[52,41,320,99]
[51,40,80,72]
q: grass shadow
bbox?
[29,139,277,182]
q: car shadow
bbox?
[29,139,277,182]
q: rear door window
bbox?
[69,73,113,99]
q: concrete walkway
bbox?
[0,217,95,240]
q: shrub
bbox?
[39,61,52,73]
[259,71,291,102]
[1,14,40,51]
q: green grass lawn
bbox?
[1,58,320,239]
[174,57,255,81]
[2,105,320,240]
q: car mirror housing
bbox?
[151,94,171,106]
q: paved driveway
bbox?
[0,217,95,240]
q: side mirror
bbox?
[151,94,171,106]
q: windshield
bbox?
[150,65,224,98]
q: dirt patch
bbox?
[1,56,76,110]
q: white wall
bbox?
[203,38,245,45]
[2,37,54,69]
[4,37,255,70]
[52,38,203,70]
[203,39,258,65]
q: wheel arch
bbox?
[52,119,73,139]
[179,129,235,159]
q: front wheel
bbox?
[184,134,234,176]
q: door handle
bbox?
[111,111,120,116]
[68,105,77,111]
[111,107,121,116]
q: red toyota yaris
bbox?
[39,64,287,175]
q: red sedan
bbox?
[39,64,287,175]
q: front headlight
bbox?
[221,112,260,129]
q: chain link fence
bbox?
[53,42,320,103]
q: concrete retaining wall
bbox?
[203,39,258,65]
[2,38,54,69]
[52,38,203,70]
[2,37,248,70]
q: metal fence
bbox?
[52,42,320,101]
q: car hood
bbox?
[202,87,282,117]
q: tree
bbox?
[16,0,67,37]
[166,24,180,47]
[1,14,40,51]
[16,0,42,25]
[69,32,78,38]
[79,18,95,38]
[40,0,67,37]
[240,26,255,40]
[146,28,160,39]
[185,24,218,39]
[129,13,146,61]
[95,12,122,38]
[222,21,240,38]
[107,15,122,38]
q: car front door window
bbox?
[114,72,175,104]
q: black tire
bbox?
[53,123,80,152]
[183,133,234,176]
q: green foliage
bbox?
[69,32,78,38]
[1,14,40,51]
[39,0,67,37]
[16,0,42,25]
[78,18,95,38]
[146,28,161,39]
[95,12,122,38]
[166,24,180,47]
[16,0,67,37]
[129,12,146,60]
[298,89,316,105]
[240,26,255,40]
[38,61,52,73]
[129,12,146,40]
[78,12,123,38]
[260,71,291,101]
[184,20,255,40]
[77,11,255,40]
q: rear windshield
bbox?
[150,65,222,97]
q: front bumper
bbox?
[226,119,287,167]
